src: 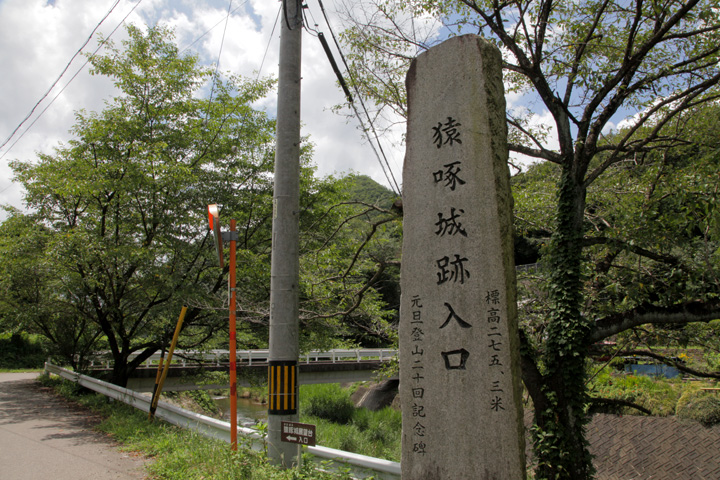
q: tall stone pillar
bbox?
[400,34,525,479]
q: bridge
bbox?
[88,349,397,392]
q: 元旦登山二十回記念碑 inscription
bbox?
[400,34,526,479]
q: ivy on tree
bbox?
[339,0,720,478]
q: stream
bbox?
[214,396,267,427]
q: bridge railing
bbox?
[44,362,400,479]
[88,348,398,368]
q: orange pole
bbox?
[229,219,238,450]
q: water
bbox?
[214,396,267,427]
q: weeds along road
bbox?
[0,372,149,480]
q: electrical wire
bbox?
[302,2,320,37]
[1,0,257,162]
[179,1,249,55]
[192,3,281,162]
[259,5,282,81]
[0,0,144,162]
[207,0,234,109]
[314,0,401,195]
[0,0,123,154]
[317,33,352,103]
[1,0,279,198]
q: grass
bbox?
[177,380,402,462]
[587,365,720,423]
[589,370,683,416]
[37,375,355,480]
[299,384,401,462]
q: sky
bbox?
[3,0,625,223]
[0,0,408,220]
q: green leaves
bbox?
[340,0,719,477]
[5,25,281,383]
[4,24,402,384]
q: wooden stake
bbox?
[149,306,187,419]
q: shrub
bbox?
[351,406,372,430]
[299,384,401,460]
[705,351,720,371]
[0,332,47,369]
[302,384,355,424]
[589,371,682,416]
[676,388,720,426]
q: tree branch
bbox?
[582,236,681,267]
[519,328,546,408]
[590,299,720,343]
[589,397,652,415]
[621,349,720,379]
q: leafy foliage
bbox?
[588,370,680,416]
[339,1,720,477]
[2,25,400,386]
[0,333,46,369]
[300,383,401,461]
[676,387,720,426]
[302,383,356,424]
[8,25,282,385]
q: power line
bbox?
[0,0,144,162]
[207,0,234,108]
[0,0,122,154]
[194,4,280,160]
[0,1,279,197]
[317,33,353,103]
[313,0,401,196]
[178,1,248,55]
[259,5,282,81]
[1,0,259,162]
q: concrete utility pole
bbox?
[267,0,302,468]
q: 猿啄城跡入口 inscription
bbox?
[400,34,526,479]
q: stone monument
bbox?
[400,35,526,479]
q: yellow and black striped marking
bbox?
[268,360,298,415]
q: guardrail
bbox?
[44,363,401,479]
[88,348,398,368]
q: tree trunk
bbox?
[531,165,595,479]
[110,360,130,388]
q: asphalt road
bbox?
[0,372,149,480]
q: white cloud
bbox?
[0,0,402,221]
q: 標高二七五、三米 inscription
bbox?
[400,34,526,479]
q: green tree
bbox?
[339,1,720,477]
[6,25,399,386]
[0,208,102,369]
[9,25,282,385]
[230,171,401,352]
[296,174,401,349]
